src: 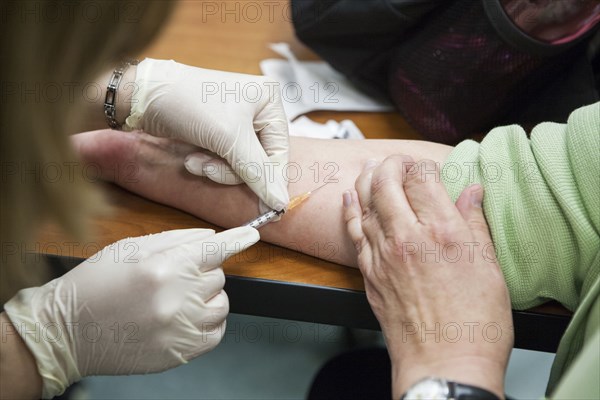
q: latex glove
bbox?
[4,227,259,399]
[125,58,290,212]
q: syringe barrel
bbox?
[241,191,312,230]
[243,209,285,229]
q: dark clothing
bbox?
[292,0,600,144]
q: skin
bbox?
[344,156,513,399]
[71,129,454,267]
[0,66,132,400]
[0,313,43,399]
[72,130,511,396]
[1,130,505,400]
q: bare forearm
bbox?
[72,131,509,397]
[0,312,42,399]
[72,131,453,266]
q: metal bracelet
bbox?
[104,59,139,129]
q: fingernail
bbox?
[184,156,204,174]
[363,159,378,171]
[470,184,483,208]
[343,191,352,208]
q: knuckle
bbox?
[356,170,370,190]
[370,173,394,196]
[206,327,225,349]
[139,261,173,288]
[419,159,440,183]
[212,270,226,290]
[261,119,288,135]
[403,163,420,183]
[353,236,369,254]
[361,204,378,224]
[469,219,492,237]
[344,208,359,224]
[388,154,415,166]
[386,234,411,260]
[429,223,455,244]
[212,291,230,315]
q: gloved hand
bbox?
[4,227,259,399]
[124,58,290,212]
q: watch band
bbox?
[104,59,139,129]
[450,381,500,400]
[400,377,501,400]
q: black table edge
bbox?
[44,254,571,353]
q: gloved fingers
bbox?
[184,152,244,185]
[196,268,226,302]
[258,150,288,216]
[186,290,229,330]
[183,290,229,346]
[170,227,259,272]
[227,128,290,211]
[197,226,260,272]
[203,290,229,325]
[179,271,227,333]
[254,99,290,211]
[185,319,227,361]
[111,228,216,261]
[253,115,289,164]
[192,142,287,211]
[258,198,278,216]
[253,82,289,156]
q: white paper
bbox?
[260,43,393,120]
[289,116,365,140]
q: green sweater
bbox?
[441,102,599,398]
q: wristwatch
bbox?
[400,377,501,400]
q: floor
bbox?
[76,313,555,400]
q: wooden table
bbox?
[39,1,570,352]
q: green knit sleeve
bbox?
[441,103,600,311]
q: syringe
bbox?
[243,184,326,229]
[243,208,286,229]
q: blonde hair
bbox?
[1,1,176,303]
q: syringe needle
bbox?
[242,182,331,229]
[310,181,330,194]
[287,182,330,211]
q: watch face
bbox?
[404,378,449,400]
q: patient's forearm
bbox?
[72,131,453,266]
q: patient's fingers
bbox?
[354,159,379,210]
[343,190,365,252]
[404,159,461,225]
[343,189,373,272]
[369,155,418,234]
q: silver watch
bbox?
[400,377,501,400]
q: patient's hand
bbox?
[72,130,453,267]
[72,130,250,224]
[344,157,512,398]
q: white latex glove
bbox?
[4,227,259,399]
[125,58,290,212]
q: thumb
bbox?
[455,184,493,242]
[226,126,290,211]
